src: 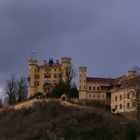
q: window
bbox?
[132,102,136,107]
[132,92,135,98]
[120,95,122,101]
[84,86,86,90]
[115,96,117,101]
[127,93,130,99]
[54,74,57,78]
[97,87,100,91]
[93,87,95,91]
[34,75,39,79]
[115,105,118,110]
[89,86,91,90]
[89,95,91,97]
[44,73,51,78]
[119,104,122,109]
[34,81,39,86]
[27,77,31,82]
[127,103,130,108]
[59,73,62,78]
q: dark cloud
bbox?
[0,0,140,89]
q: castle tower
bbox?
[28,59,38,98]
[128,70,137,78]
[61,57,71,82]
[79,66,87,100]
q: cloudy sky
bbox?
[0,0,140,89]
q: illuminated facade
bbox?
[28,57,71,97]
[79,67,138,113]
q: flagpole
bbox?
[31,50,35,60]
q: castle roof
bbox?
[114,77,138,90]
[86,77,115,84]
[87,75,139,91]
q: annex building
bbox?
[28,57,71,97]
[79,66,139,113]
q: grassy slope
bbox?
[0,100,137,140]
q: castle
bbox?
[28,57,71,97]
[28,56,139,114]
[79,66,139,113]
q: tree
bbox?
[68,82,79,98]
[65,65,77,97]
[65,65,76,89]
[6,74,17,105]
[17,76,28,102]
[50,65,77,99]
[5,75,28,105]
[52,80,67,98]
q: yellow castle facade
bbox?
[28,57,71,97]
[79,67,138,113]
[28,56,139,114]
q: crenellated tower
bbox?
[79,66,87,100]
[28,59,38,97]
[61,57,71,82]
[27,57,73,98]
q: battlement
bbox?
[79,66,87,71]
[39,64,61,69]
[61,57,71,63]
[28,59,38,65]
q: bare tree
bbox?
[66,65,76,88]
[5,75,28,105]
[6,74,17,105]
[17,76,28,102]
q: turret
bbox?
[28,59,38,98]
[128,70,137,78]
[79,66,87,91]
[61,57,71,82]
[79,66,87,100]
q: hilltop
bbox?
[0,100,137,140]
